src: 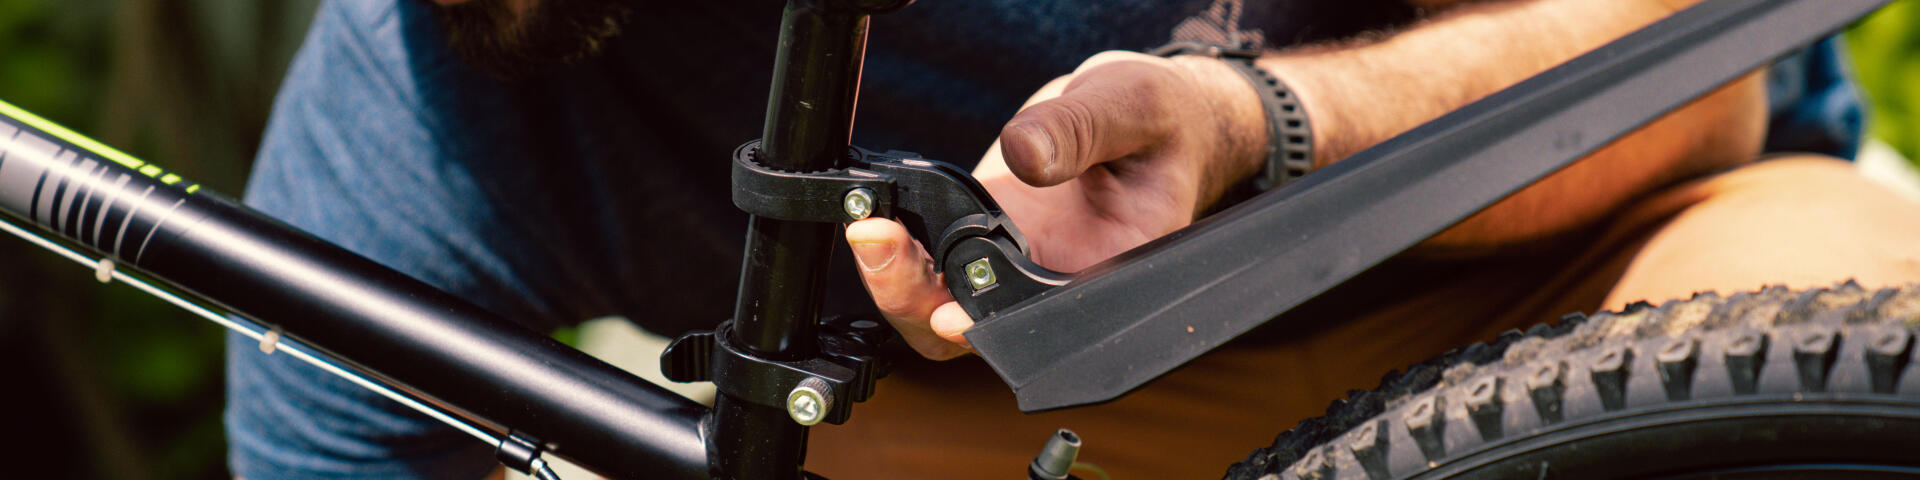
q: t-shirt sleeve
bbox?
[1762,36,1866,159]
[225,1,511,477]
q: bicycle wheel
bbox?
[1224,282,1920,479]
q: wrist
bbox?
[1144,42,1317,199]
[1167,55,1271,194]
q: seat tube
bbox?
[714,1,873,478]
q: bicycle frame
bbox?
[0,0,1887,478]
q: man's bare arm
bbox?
[851,0,1772,356]
[1266,0,1767,253]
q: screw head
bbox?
[965,257,997,291]
[843,188,875,220]
[787,377,833,426]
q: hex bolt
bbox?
[786,377,833,426]
[843,188,875,220]
[965,257,997,291]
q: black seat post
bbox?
[714,0,913,478]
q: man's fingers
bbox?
[929,302,974,348]
[846,218,969,359]
[1001,56,1177,187]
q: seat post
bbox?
[714,0,912,478]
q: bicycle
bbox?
[0,0,1914,478]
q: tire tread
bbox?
[1223,282,1920,480]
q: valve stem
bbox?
[1029,428,1082,480]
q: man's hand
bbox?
[842,0,1746,361]
[847,51,1268,359]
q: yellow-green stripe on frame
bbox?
[0,97,201,194]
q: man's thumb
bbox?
[1000,60,1173,187]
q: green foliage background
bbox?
[1850,0,1920,165]
[0,1,315,478]
[0,2,1912,479]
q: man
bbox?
[227,0,1919,478]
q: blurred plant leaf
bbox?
[1848,0,1920,167]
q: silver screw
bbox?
[843,188,875,220]
[786,377,833,426]
[965,257,997,291]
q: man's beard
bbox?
[436,0,635,79]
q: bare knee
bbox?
[1602,155,1920,309]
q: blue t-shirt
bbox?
[225,1,1862,477]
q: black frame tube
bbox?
[715,1,874,478]
[0,112,710,479]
